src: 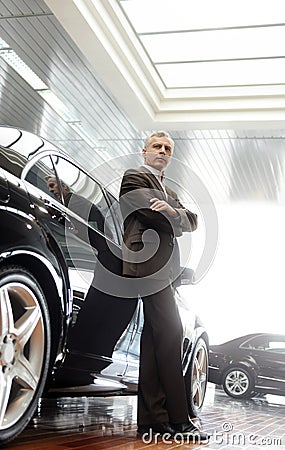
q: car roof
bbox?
[0,125,65,159]
[0,126,109,195]
[211,332,285,349]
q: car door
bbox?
[23,153,80,280]
[245,335,285,393]
[49,155,138,374]
[23,152,138,374]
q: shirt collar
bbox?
[143,163,164,180]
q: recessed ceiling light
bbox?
[0,48,48,90]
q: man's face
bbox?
[46,177,61,200]
[142,136,173,171]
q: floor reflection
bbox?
[203,384,285,448]
[6,383,285,449]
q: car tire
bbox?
[222,366,254,399]
[185,337,208,417]
[0,265,51,446]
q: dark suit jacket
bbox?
[119,166,197,281]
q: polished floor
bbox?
[5,384,285,449]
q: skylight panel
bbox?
[156,59,285,88]
[140,26,285,63]
[120,0,285,33]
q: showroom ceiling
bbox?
[121,0,285,89]
[45,0,285,129]
[0,0,285,205]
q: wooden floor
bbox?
[5,385,285,449]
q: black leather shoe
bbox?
[171,421,210,442]
[138,422,175,436]
[137,425,150,435]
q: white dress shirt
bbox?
[144,164,167,197]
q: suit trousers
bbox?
[137,283,189,426]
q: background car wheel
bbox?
[0,266,51,446]
[185,337,208,417]
[223,367,254,399]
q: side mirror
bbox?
[174,267,195,287]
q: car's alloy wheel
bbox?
[185,337,208,417]
[0,266,50,445]
[223,367,254,399]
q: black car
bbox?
[209,333,285,399]
[0,126,209,446]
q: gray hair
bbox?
[144,130,174,150]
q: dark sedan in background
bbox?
[0,126,208,446]
[209,333,285,399]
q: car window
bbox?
[267,339,285,353]
[241,336,267,350]
[50,156,119,243]
[25,155,57,196]
[241,335,285,353]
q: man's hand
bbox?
[150,198,179,218]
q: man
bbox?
[46,176,68,202]
[119,131,209,441]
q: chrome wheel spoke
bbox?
[16,354,39,391]
[0,370,13,427]
[193,357,199,376]
[195,382,203,406]
[197,349,206,370]
[0,287,14,335]
[192,374,198,396]
[16,304,41,347]
[200,371,207,383]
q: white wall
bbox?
[179,202,285,345]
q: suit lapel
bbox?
[139,165,167,199]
